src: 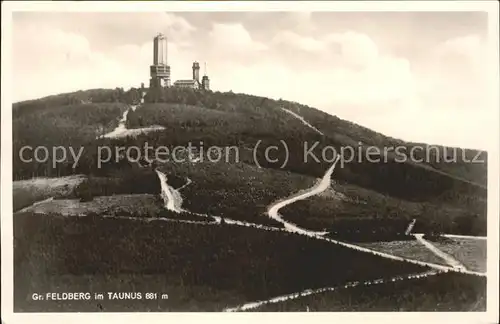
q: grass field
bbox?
[13,175,86,212]
[355,240,450,266]
[16,194,163,217]
[14,213,426,312]
[429,238,487,273]
[17,191,219,223]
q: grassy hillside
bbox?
[280,180,486,237]
[12,87,488,234]
[13,175,85,212]
[11,87,488,312]
[14,213,426,312]
[14,87,487,184]
[426,238,487,272]
[13,102,128,180]
[134,88,487,199]
[284,102,488,186]
[157,159,316,226]
[12,88,139,118]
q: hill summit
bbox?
[13,86,487,235]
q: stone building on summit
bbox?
[173,62,210,91]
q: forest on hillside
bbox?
[14,213,426,311]
[12,87,487,209]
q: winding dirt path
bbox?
[414,234,467,270]
[265,157,484,275]
[219,109,486,312]
[281,107,324,135]
[155,169,184,213]
[100,109,130,139]
[153,108,487,277]
[98,97,165,140]
[443,234,487,240]
[264,109,485,276]
[16,197,54,213]
[154,169,288,232]
[267,155,340,235]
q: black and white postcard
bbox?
[1,1,499,324]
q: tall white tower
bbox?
[150,33,171,87]
[153,33,168,65]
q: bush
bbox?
[75,181,94,202]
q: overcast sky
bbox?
[11,11,494,149]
